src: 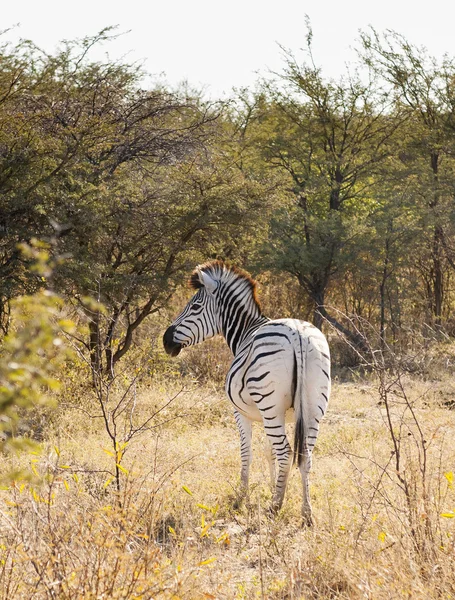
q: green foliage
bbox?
[226,25,455,340]
[0,32,270,373]
[233,31,402,335]
[3,23,455,367]
[360,29,455,325]
[0,243,73,452]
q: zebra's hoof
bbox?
[302,514,313,527]
[233,497,243,510]
[267,503,280,518]
[233,493,248,511]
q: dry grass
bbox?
[1,361,455,598]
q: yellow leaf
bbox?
[216,532,230,545]
[54,446,60,457]
[104,477,114,489]
[444,472,453,489]
[441,512,455,518]
[199,557,216,566]
[64,480,70,491]
[102,448,115,457]
[200,524,211,538]
[182,485,193,496]
[168,526,176,536]
[116,463,128,475]
[378,531,386,543]
[57,319,75,331]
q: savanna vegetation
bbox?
[0,25,454,599]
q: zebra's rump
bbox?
[225,318,327,422]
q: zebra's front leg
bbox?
[265,424,292,514]
[234,411,252,506]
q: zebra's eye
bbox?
[192,302,203,310]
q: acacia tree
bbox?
[360,29,455,325]
[0,31,271,375]
[59,142,267,376]
[39,52,217,375]
[0,37,67,331]
[0,30,196,329]
[243,31,403,341]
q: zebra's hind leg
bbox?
[298,449,313,526]
[264,422,292,514]
[264,437,276,490]
[233,410,252,508]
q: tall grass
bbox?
[1,356,454,598]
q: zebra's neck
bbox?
[217,281,268,355]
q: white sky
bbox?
[2,0,455,98]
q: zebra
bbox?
[163,261,330,525]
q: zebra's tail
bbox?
[293,330,307,467]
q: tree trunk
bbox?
[89,316,102,378]
[312,291,325,330]
[308,286,367,350]
[316,304,368,352]
[0,295,11,336]
[429,152,444,325]
[432,224,444,325]
[313,306,324,330]
[380,234,391,350]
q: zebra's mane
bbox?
[189,260,261,311]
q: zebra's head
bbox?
[163,264,221,357]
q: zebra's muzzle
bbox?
[163,325,182,357]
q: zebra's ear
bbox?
[197,269,218,294]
